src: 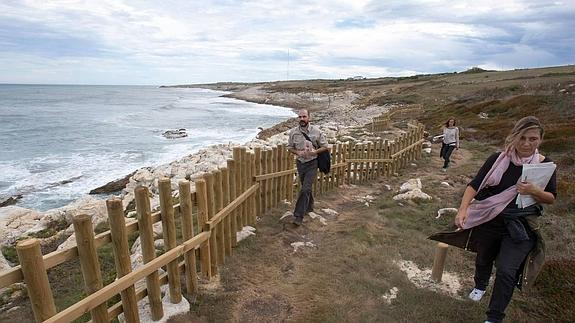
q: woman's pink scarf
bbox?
[462,149,540,229]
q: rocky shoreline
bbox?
[0,85,396,273]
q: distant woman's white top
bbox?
[443,126,459,147]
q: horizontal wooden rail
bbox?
[102,259,186,321]
[254,169,296,181]
[331,162,347,169]
[44,232,210,323]
[254,161,348,182]
[345,158,393,163]
[205,183,259,230]
[391,139,424,158]
[0,199,188,288]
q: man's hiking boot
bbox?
[292,217,303,226]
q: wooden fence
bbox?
[367,106,425,132]
[0,122,425,322]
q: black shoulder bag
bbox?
[301,131,331,174]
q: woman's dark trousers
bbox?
[293,159,317,219]
[440,143,455,168]
[474,230,535,323]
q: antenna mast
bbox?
[287,48,290,80]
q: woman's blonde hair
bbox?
[504,116,544,152]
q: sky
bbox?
[1,0,574,85]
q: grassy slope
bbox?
[171,65,575,321]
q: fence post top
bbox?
[159,177,171,184]
[73,213,91,223]
[135,185,148,194]
[106,198,122,208]
[16,238,39,250]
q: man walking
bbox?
[287,109,328,226]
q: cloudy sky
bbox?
[1,0,574,85]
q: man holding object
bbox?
[287,109,328,226]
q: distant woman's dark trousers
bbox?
[440,143,456,168]
[474,226,535,323]
[293,159,317,219]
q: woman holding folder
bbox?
[430,116,557,323]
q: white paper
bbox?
[516,162,556,208]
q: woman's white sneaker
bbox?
[468,288,486,301]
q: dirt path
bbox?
[169,146,494,322]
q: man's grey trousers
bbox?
[293,159,317,219]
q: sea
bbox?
[0,85,295,212]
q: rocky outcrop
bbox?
[0,206,43,246]
[0,195,22,208]
[90,171,136,194]
[162,129,188,139]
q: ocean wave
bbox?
[0,85,292,211]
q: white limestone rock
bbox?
[393,189,432,201]
[436,208,458,219]
[280,211,293,220]
[308,212,327,225]
[237,226,256,242]
[42,196,108,229]
[399,179,422,193]
[291,241,315,253]
[321,208,339,216]
[381,287,399,304]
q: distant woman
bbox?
[431,116,557,323]
[440,117,460,172]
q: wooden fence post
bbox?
[134,186,164,320]
[254,147,262,217]
[266,148,273,211]
[213,170,225,265]
[260,149,267,214]
[384,140,391,177]
[249,153,257,225]
[368,142,374,181]
[337,143,344,187]
[73,214,109,322]
[431,243,449,282]
[106,198,140,323]
[204,172,218,276]
[277,145,285,203]
[240,147,248,228]
[195,179,212,278]
[177,181,198,296]
[359,144,366,183]
[221,167,232,256]
[227,159,238,247]
[158,178,182,304]
[271,146,278,208]
[349,143,355,184]
[233,147,243,232]
[16,239,57,322]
